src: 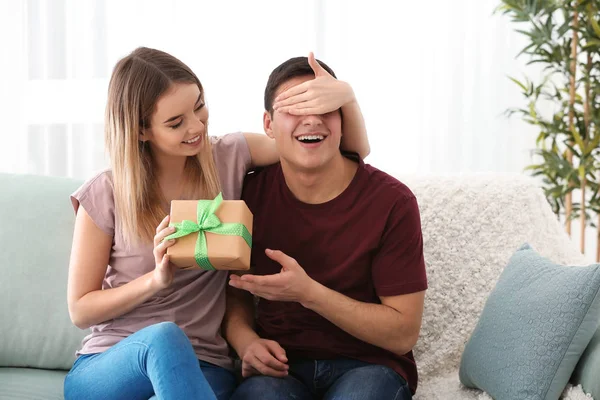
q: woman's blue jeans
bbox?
[64,322,237,400]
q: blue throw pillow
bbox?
[459,244,600,400]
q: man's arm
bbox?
[223,284,289,377]
[222,285,258,360]
[305,284,425,356]
[229,194,427,356]
[229,250,425,357]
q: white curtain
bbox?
[0,0,537,178]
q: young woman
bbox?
[63,47,369,400]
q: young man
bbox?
[225,56,427,400]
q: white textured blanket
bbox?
[393,174,592,399]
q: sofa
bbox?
[0,172,597,399]
[1,174,87,400]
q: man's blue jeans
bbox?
[64,322,237,400]
[230,358,411,400]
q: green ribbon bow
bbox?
[165,193,252,271]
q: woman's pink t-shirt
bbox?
[70,133,251,370]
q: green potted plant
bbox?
[498,0,600,260]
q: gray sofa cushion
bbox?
[0,368,67,400]
[0,174,86,370]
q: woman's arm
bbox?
[273,53,369,158]
[67,208,174,329]
[242,133,279,168]
[244,53,370,168]
[339,97,369,158]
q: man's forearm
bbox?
[302,283,417,356]
[223,287,260,358]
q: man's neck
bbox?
[280,154,358,204]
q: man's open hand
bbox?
[229,249,318,306]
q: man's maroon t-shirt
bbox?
[241,157,428,394]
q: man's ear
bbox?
[338,108,344,137]
[263,111,275,139]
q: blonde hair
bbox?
[105,47,221,246]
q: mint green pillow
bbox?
[0,173,86,370]
[459,244,600,400]
[571,325,600,397]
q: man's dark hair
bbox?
[264,56,337,114]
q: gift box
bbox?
[166,193,253,271]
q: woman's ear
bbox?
[139,129,150,143]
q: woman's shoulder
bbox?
[74,169,114,199]
[70,169,116,236]
[210,132,248,152]
[210,133,252,200]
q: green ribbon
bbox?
[165,193,252,271]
